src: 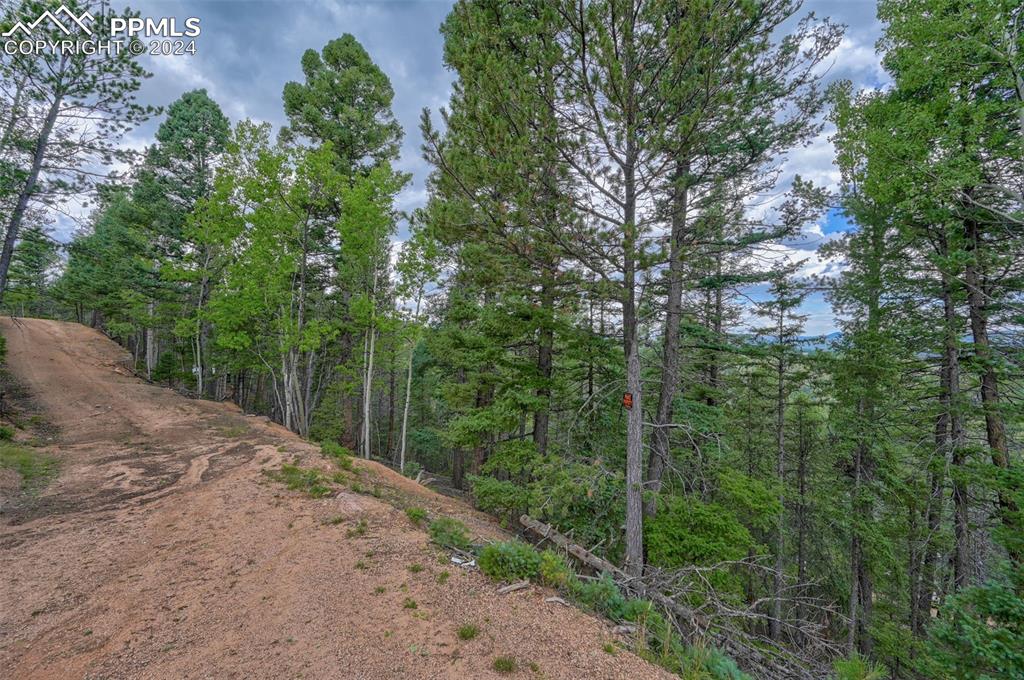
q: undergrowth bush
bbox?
[269,463,332,498]
[428,516,472,551]
[478,540,541,582]
[538,550,574,589]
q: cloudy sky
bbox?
[98,0,888,334]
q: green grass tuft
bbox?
[457,624,479,641]
[492,656,516,674]
[0,442,58,492]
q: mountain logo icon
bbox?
[3,5,96,37]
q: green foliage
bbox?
[457,624,479,641]
[925,571,1024,679]
[537,550,574,590]
[491,656,516,674]
[281,34,402,170]
[427,517,472,551]
[267,464,333,498]
[478,541,541,582]
[0,425,13,441]
[675,645,751,680]
[405,506,427,526]
[833,654,888,680]
[469,474,530,520]
[569,574,626,619]
[646,496,754,568]
[321,441,354,471]
[0,443,57,492]
[402,461,422,479]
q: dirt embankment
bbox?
[0,318,671,679]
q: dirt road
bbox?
[0,319,669,679]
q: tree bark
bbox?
[645,161,689,518]
[963,215,1019,564]
[0,86,63,301]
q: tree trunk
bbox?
[0,87,63,301]
[963,216,1019,565]
[533,273,555,457]
[772,347,786,641]
[645,161,689,518]
[362,326,376,459]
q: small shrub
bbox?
[408,563,424,574]
[538,550,573,589]
[570,574,626,619]
[403,597,418,610]
[402,461,422,479]
[428,516,472,551]
[374,586,386,594]
[346,519,368,538]
[603,642,617,655]
[405,506,428,526]
[478,541,541,582]
[457,624,479,640]
[0,425,14,441]
[321,440,353,460]
[492,656,516,674]
[834,654,888,680]
[677,644,751,680]
[355,560,368,570]
[325,515,345,525]
[437,570,450,585]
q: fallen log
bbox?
[518,514,820,680]
[497,580,530,594]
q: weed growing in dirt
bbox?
[402,597,417,609]
[265,464,332,498]
[374,586,386,594]
[321,441,354,471]
[405,506,427,526]
[457,624,479,641]
[355,560,369,570]
[603,642,617,655]
[0,442,57,492]
[324,515,345,525]
[351,481,364,493]
[428,517,472,551]
[0,425,13,440]
[437,570,450,585]
[492,656,516,674]
[408,563,424,574]
[346,519,368,538]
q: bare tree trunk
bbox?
[145,302,156,380]
[398,294,421,473]
[386,349,396,461]
[362,327,376,459]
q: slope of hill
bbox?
[0,318,671,679]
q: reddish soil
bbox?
[0,318,671,679]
